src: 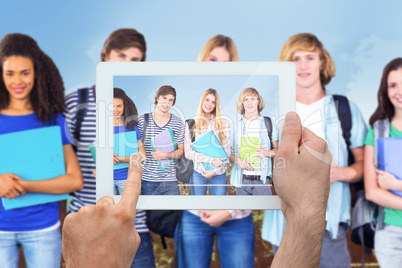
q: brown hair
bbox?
[279,33,335,86]
[369,58,402,126]
[154,85,176,106]
[101,28,146,61]
[113,87,138,129]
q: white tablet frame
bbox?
[96,62,295,209]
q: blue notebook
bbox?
[377,137,402,197]
[0,126,68,210]
[113,131,138,170]
[150,128,178,171]
[191,130,229,171]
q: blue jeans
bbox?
[0,227,61,268]
[375,223,402,268]
[141,180,180,195]
[191,170,227,195]
[175,211,254,268]
[131,232,156,268]
[236,176,272,195]
[113,179,126,195]
[320,224,351,268]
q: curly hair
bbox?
[0,33,65,124]
[101,28,147,61]
[113,87,138,130]
[369,58,402,126]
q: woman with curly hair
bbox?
[0,33,83,267]
[113,87,146,195]
[364,58,402,267]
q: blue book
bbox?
[0,126,68,210]
[191,130,229,171]
[114,131,138,170]
[377,137,402,197]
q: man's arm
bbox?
[272,112,331,268]
[330,146,363,183]
[62,162,142,268]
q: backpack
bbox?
[72,88,89,153]
[142,114,195,249]
[333,95,380,261]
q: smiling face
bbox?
[387,68,402,111]
[105,47,143,62]
[243,94,259,115]
[2,56,35,104]
[206,46,231,62]
[202,93,216,115]
[113,98,124,121]
[156,94,175,113]
[292,50,322,91]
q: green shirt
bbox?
[364,123,402,226]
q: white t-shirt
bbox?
[296,97,326,141]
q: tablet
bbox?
[96,62,295,209]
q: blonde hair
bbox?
[236,88,265,115]
[193,88,227,144]
[197,34,239,62]
[278,33,335,86]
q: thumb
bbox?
[277,112,301,156]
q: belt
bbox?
[242,175,261,181]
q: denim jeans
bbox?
[141,180,180,195]
[131,232,156,268]
[113,179,126,195]
[235,177,272,195]
[0,227,61,268]
[375,223,402,268]
[191,170,227,195]
[175,211,254,268]
[319,223,351,268]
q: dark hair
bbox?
[154,85,176,106]
[113,87,138,130]
[369,58,402,126]
[0,33,65,123]
[101,28,147,61]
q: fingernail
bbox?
[285,112,298,125]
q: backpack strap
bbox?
[333,94,353,165]
[263,116,273,149]
[186,119,196,143]
[73,88,89,152]
[142,113,150,141]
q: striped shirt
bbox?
[64,86,148,233]
[138,113,185,182]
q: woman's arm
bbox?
[364,145,402,210]
[377,170,402,191]
[18,144,83,194]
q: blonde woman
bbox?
[185,88,230,195]
[175,35,254,268]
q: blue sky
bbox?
[1,0,401,122]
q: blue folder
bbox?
[191,130,229,171]
[113,131,138,170]
[0,126,68,210]
[377,137,402,197]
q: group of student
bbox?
[0,27,400,268]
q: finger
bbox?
[118,164,142,218]
[11,174,21,181]
[301,127,328,155]
[13,182,25,196]
[277,112,301,156]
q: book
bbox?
[239,136,260,170]
[377,137,402,197]
[113,130,139,170]
[0,126,68,210]
[150,128,178,170]
[191,130,229,171]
